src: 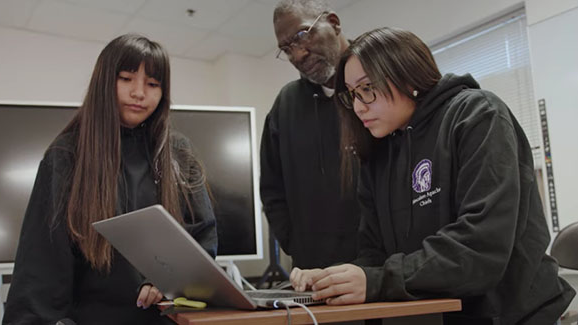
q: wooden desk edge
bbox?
[167,299,462,325]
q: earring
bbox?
[412,89,419,97]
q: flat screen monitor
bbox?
[0,102,262,265]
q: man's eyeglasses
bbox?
[276,12,327,61]
[337,83,377,109]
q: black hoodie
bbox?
[3,126,217,325]
[354,74,575,324]
[260,77,360,269]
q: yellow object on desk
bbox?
[174,297,206,309]
[158,297,207,309]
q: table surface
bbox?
[165,298,462,325]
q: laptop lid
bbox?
[92,204,257,310]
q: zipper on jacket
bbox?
[406,125,414,238]
[313,93,326,175]
[386,134,398,251]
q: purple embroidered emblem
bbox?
[412,159,432,193]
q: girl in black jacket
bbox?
[3,34,217,325]
[290,27,574,324]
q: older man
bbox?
[260,0,359,270]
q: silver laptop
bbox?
[92,204,323,309]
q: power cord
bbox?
[267,300,318,325]
[287,302,318,325]
[241,276,257,291]
[283,303,292,324]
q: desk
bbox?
[165,299,461,325]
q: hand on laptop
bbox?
[291,264,366,305]
[290,267,323,292]
[137,284,163,309]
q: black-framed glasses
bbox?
[337,83,377,109]
[275,12,327,61]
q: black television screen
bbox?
[0,103,262,264]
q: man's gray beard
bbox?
[304,65,335,86]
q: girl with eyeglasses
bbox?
[3,34,217,325]
[290,27,574,324]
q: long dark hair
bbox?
[61,34,199,272]
[335,27,442,187]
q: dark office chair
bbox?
[551,222,578,325]
[552,222,578,269]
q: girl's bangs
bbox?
[117,46,167,83]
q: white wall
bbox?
[0,27,96,103]
[526,0,578,312]
[527,1,578,232]
[0,27,221,106]
[526,0,578,25]
[170,56,221,106]
[213,53,298,136]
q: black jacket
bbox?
[260,78,360,269]
[3,126,218,325]
[355,74,575,324]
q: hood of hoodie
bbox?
[376,73,481,248]
[408,73,480,132]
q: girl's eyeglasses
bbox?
[337,83,377,109]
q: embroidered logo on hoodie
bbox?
[412,159,432,193]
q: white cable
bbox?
[218,260,244,288]
[230,263,243,288]
[287,302,318,325]
[241,276,257,291]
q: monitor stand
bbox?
[256,230,289,289]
